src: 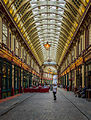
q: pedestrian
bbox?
[53,83,57,100]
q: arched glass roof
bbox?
[3,0,89,66]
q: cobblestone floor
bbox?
[0,89,91,120]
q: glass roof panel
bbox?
[30,0,66,63]
[4,0,88,66]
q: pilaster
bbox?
[89,24,91,45]
[12,64,14,88]
[0,16,2,43]
[82,64,85,88]
[69,72,71,91]
[11,64,14,96]
[11,32,14,51]
[83,30,85,49]
[74,69,77,87]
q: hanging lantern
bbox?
[44,42,51,50]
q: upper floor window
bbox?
[79,41,80,55]
[24,49,26,63]
[2,23,8,45]
[71,48,75,61]
[80,37,82,53]
[16,40,19,56]
[9,32,11,49]
[67,55,69,66]
[85,26,89,49]
[89,24,91,45]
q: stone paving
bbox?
[0,89,91,120]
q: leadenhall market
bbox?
[0,0,91,99]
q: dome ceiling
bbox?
[3,0,89,66]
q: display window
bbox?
[23,70,30,88]
[85,61,91,88]
[14,65,21,94]
[71,70,75,91]
[76,65,82,88]
[0,58,12,99]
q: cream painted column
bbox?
[82,64,85,88]
[8,29,11,49]
[81,34,84,51]
[0,16,2,43]
[69,53,71,64]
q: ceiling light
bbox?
[44,42,51,50]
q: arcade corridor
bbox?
[0,0,91,119]
[0,89,91,120]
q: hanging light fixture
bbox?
[44,41,51,50]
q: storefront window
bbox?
[2,23,8,45]
[76,65,82,88]
[14,67,18,89]
[23,70,29,88]
[7,67,11,89]
[85,61,91,88]
[2,65,6,90]
[71,48,75,61]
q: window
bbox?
[79,41,80,55]
[67,55,69,66]
[76,41,79,57]
[14,37,16,52]
[9,32,11,49]
[2,23,8,45]
[24,49,26,63]
[16,40,19,56]
[18,43,21,58]
[71,48,75,61]
[85,26,89,48]
[80,37,82,53]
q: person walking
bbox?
[53,84,57,100]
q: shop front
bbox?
[85,60,91,88]
[70,70,75,91]
[0,57,12,99]
[76,65,82,88]
[14,65,21,94]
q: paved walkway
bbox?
[0,89,91,120]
